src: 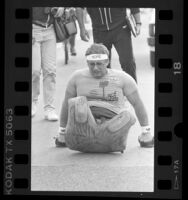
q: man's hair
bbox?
[85,43,109,57]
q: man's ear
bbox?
[105,59,110,67]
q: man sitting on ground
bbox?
[55,43,154,153]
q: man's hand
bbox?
[80,28,90,42]
[69,8,76,18]
[51,7,65,18]
[135,23,141,36]
[132,12,141,36]
[138,126,154,148]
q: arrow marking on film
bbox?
[174,175,179,190]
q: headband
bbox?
[86,54,108,61]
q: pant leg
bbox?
[32,24,42,103]
[41,24,57,111]
[92,29,112,68]
[69,34,76,49]
[113,26,137,82]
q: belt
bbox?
[33,21,52,28]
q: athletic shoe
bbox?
[32,101,38,117]
[138,133,154,148]
[44,109,59,121]
[54,136,67,147]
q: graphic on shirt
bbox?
[107,91,118,101]
[76,69,127,112]
[99,80,109,98]
[88,78,119,102]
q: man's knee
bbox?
[68,97,136,130]
[68,96,88,123]
[108,110,136,133]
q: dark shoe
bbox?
[54,137,67,147]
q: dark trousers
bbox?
[69,34,76,49]
[93,26,137,82]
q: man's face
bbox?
[87,59,109,79]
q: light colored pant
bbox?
[32,24,56,111]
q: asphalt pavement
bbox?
[31,15,155,192]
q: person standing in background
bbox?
[76,8,141,82]
[32,7,64,120]
[69,34,77,56]
[68,8,77,56]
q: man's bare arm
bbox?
[59,76,77,127]
[122,74,149,126]
[127,90,149,126]
[59,90,76,127]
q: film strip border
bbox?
[155,2,183,199]
[4,4,31,195]
[4,0,183,198]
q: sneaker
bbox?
[138,133,154,148]
[44,109,59,121]
[54,135,67,147]
[32,102,38,117]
